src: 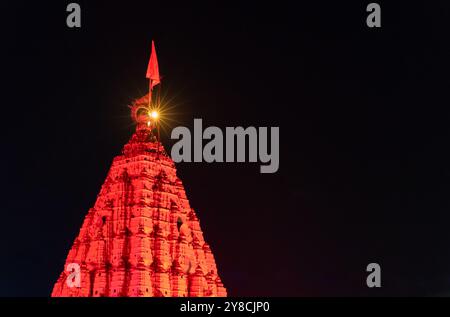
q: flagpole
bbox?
[145,40,161,158]
[148,81,152,108]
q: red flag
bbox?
[146,41,161,90]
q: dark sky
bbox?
[3,1,450,296]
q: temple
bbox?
[51,47,227,296]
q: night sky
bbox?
[3,1,450,296]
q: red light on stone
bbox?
[51,95,227,297]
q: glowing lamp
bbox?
[150,110,159,120]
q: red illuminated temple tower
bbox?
[51,94,227,297]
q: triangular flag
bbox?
[146,40,161,90]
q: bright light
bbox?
[150,110,159,120]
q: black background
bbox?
[3,1,450,296]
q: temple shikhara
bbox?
[51,42,227,297]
